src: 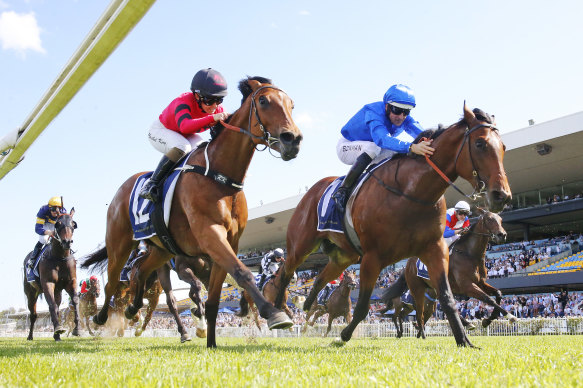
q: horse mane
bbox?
[396,108,494,161]
[210,75,274,141]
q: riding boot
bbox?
[332,152,373,213]
[28,242,43,268]
[139,153,180,203]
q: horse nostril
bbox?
[279,132,295,145]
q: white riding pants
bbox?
[336,137,396,165]
[147,119,205,155]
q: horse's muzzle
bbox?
[487,189,511,213]
[278,131,302,161]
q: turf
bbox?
[0,336,581,387]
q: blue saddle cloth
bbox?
[25,246,49,283]
[129,155,190,240]
[316,178,344,233]
[416,258,430,280]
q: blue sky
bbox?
[1,0,582,311]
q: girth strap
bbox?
[179,164,243,190]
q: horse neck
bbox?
[205,104,257,185]
[457,220,489,262]
[337,282,351,297]
[404,123,468,204]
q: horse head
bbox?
[457,103,512,212]
[237,77,303,160]
[53,213,77,252]
[341,271,357,290]
[474,207,507,244]
[89,276,101,298]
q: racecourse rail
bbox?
[3,317,582,339]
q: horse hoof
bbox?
[507,314,518,323]
[135,328,143,337]
[195,329,207,339]
[27,336,33,341]
[125,305,139,320]
[55,326,66,335]
[467,323,477,331]
[181,333,193,343]
[481,319,491,328]
[331,337,346,347]
[54,333,61,341]
[93,314,106,326]
[72,328,81,337]
[267,311,293,330]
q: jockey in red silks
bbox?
[79,275,98,294]
[319,272,345,304]
[444,201,471,247]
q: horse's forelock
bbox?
[472,108,494,124]
[238,76,274,104]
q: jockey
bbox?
[319,272,345,305]
[258,248,285,290]
[28,197,67,268]
[332,84,435,213]
[140,68,230,203]
[79,275,98,294]
[444,200,471,247]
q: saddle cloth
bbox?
[416,258,430,280]
[129,154,191,240]
[25,245,49,283]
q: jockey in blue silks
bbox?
[332,84,435,213]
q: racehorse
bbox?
[237,266,298,327]
[381,283,437,338]
[81,76,302,347]
[63,276,100,336]
[302,271,357,337]
[23,213,79,341]
[389,208,516,339]
[275,104,511,347]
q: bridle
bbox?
[220,85,287,156]
[425,123,499,202]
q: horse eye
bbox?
[259,96,267,105]
[475,139,486,149]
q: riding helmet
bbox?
[454,201,471,213]
[190,68,228,97]
[383,84,416,109]
[273,248,285,257]
[48,196,62,207]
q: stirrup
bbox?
[139,182,159,202]
[332,188,349,212]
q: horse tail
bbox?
[235,291,249,317]
[381,272,408,309]
[80,246,108,274]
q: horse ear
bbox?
[70,207,75,217]
[72,221,78,229]
[246,79,263,92]
[463,101,475,125]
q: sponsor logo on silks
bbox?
[342,144,363,152]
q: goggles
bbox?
[199,95,224,106]
[388,104,411,117]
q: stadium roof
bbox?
[239,111,583,252]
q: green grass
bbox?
[0,336,581,387]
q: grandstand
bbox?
[531,251,583,275]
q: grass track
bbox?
[0,336,581,387]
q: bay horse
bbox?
[302,271,357,337]
[393,208,516,339]
[82,76,302,347]
[63,276,100,336]
[275,104,511,347]
[237,266,298,327]
[381,283,437,338]
[23,213,79,341]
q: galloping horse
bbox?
[23,213,79,341]
[82,76,302,347]
[63,276,100,336]
[275,105,510,347]
[391,208,516,339]
[237,266,298,327]
[302,271,357,337]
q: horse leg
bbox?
[304,258,350,312]
[65,283,80,337]
[325,315,333,338]
[25,288,39,341]
[410,287,427,339]
[205,264,227,348]
[157,266,191,342]
[180,269,207,337]
[424,248,474,348]
[464,282,516,327]
[41,283,65,341]
[340,254,381,343]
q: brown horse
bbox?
[63,276,100,336]
[82,76,302,347]
[237,267,298,327]
[23,213,79,341]
[275,104,511,347]
[381,284,437,338]
[395,208,516,339]
[302,271,357,337]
